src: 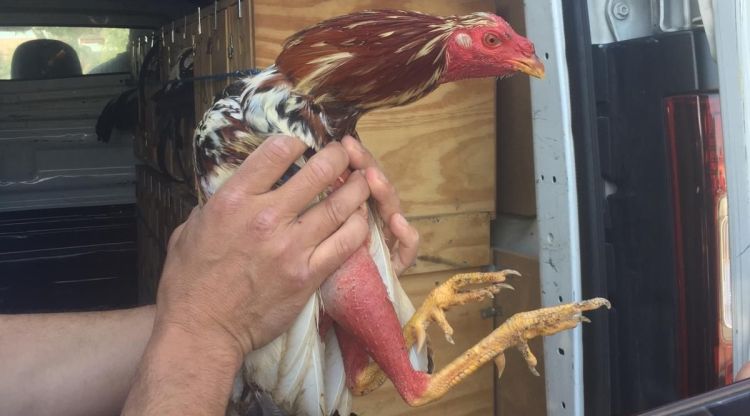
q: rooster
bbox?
[194,9,609,416]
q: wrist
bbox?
[153,319,245,369]
[123,321,244,415]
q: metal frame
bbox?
[524,1,750,413]
[525,2,584,415]
[713,0,750,379]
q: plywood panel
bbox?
[194,14,214,119]
[226,0,255,73]
[353,268,495,415]
[407,212,491,275]
[253,0,497,218]
[493,250,546,416]
[359,85,495,217]
[209,7,230,94]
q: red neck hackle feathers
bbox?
[275,9,543,115]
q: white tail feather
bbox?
[323,327,350,414]
[298,329,326,415]
[274,295,320,410]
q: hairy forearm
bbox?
[0,305,155,416]
[122,323,242,415]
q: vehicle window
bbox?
[0,26,132,80]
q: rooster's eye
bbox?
[483,33,501,48]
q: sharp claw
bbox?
[445,333,455,345]
[504,269,522,278]
[576,297,612,310]
[497,283,515,291]
[517,341,539,376]
[495,354,507,379]
[580,316,592,323]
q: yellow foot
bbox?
[492,297,611,378]
[404,270,520,352]
[412,297,611,406]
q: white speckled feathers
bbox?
[194,66,428,416]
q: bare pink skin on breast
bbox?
[320,245,429,403]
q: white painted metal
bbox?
[587,0,709,45]
[587,0,617,44]
[713,0,750,380]
[524,3,584,415]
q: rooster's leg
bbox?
[333,323,389,396]
[321,246,430,403]
[321,245,610,406]
[408,297,610,405]
[339,271,518,396]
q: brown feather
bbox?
[275,9,493,112]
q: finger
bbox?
[275,142,350,214]
[308,208,369,280]
[364,166,401,247]
[297,171,370,246]
[167,221,187,251]
[342,135,380,170]
[219,135,308,197]
[389,213,419,275]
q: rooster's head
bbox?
[440,13,544,83]
[276,10,544,111]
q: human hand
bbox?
[156,135,371,358]
[342,136,419,275]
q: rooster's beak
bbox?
[510,56,546,79]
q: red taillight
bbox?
[665,94,732,395]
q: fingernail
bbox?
[348,136,365,152]
[375,168,388,184]
[394,213,408,228]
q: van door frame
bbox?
[525,2,587,415]
[714,0,750,379]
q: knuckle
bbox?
[210,189,244,215]
[306,158,335,185]
[324,197,346,225]
[345,216,369,250]
[248,206,281,239]
[286,262,313,290]
[263,136,295,165]
[336,236,353,260]
[325,141,349,165]
[352,171,370,196]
